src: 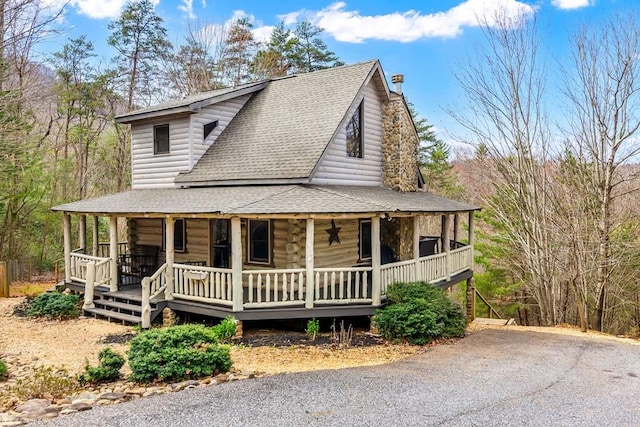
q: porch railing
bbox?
[450,246,473,276]
[173,263,234,306]
[380,260,416,295]
[69,252,111,287]
[314,267,372,304]
[243,269,306,308]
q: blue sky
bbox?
[40,0,632,145]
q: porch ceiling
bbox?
[52,185,480,216]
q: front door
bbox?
[210,219,230,268]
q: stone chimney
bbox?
[391,74,404,94]
[381,73,418,193]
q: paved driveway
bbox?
[35,329,640,426]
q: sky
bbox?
[38,0,635,146]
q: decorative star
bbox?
[325,219,341,245]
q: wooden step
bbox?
[94,299,145,314]
[101,291,143,303]
[84,307,141,324]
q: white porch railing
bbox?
[70,252,111,287]
[313,267,372,305]
[243,269,306,308]
[419,253,448,283]
[172,263,233,306]
[450,246,473,276]
[380,260,416,296]
[141,263,168,328]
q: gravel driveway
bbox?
[35,329,640,426]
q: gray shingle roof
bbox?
[174,60,381,184]
[52,185,480,215]
[115,81,267,123]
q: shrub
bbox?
[128,324,232,383]
[0,359,7,380]
[26,292,80,320]
[305,318,320,341]
[211,317,237,343]
[3,366,78,401]
[78,347,125,384]
[375,282,466,345]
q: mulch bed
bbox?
[236,330,385,348]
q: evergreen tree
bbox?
[290,20,343,73]
[222,17,259,86]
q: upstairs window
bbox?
[154,124,170,154]
[247,219,272,265]
[204,121,218,140]
[346,101,363,158]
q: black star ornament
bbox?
[325,219,341,245]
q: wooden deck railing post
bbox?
[231,217,243,311]
[141,278,151,328]
[0,262,8,298]
[372,216,381,306]
[468,211,475,270]
[305,218,315,309]
[443,215,451,281]
[413,215,420,281]
[63,214,72,283]
[109,216,118,291]
[92,216,99,257]
[83,261,95,309]
[165,216,175,301]
[466,276,476,322]
[79,215,87,253]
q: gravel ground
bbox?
[32,328,640,426]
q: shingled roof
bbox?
[174,60,386,185]
[52,185,479,215]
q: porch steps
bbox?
[83,290,164,326]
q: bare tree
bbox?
[449,11,562,325]
[562,14,640,331]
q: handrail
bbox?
[475,289,502,319]
[148,263,168,300]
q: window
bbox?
[163,219,186,252]
[211,219,230,268]
[346,101,363,158]
[247,219,272,265]
[359,219,372,260]
[203,121,218,140]
[154,124,170,154]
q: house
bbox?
[53,60,480,329]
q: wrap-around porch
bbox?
[62,211,475,327]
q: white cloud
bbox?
[46,0,159,20]
[252,25,275,43]
[292,0,536,43]
[179,0,195,19]
[551,0,591,10]
[277,11,301,25]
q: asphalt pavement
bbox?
[33,328,640,426]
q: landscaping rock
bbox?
[14,399,50,413]
[170,380,199,391]
[98,392,126,401]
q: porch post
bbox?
[164,216,175,300]
[109,216,118,291]
[63,213,71,283]
[83,261,96,309]
[372,216,381,306]
[92,216,99,257]
[413,215,420,281]
[443,214,451,280]
[453,214,460,247]
[468,211,475,270]
[231,217,243,311]
[305,218,315,309]
[78,215,87,253]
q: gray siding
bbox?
[130,95,251,189]
[310,80,383,186]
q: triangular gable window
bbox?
[346,101,363,158]
[204,121,218,140]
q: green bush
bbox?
[27,292,80,320]
[375,282,466,345]
[78,347,125,384]
[128,324,232,383]
[211,317,237,343]
[0,359,7,380]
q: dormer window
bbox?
[204,121,218,140]
[154,124,170,154]
[346,101,363,158]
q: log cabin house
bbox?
[53,60,480,328]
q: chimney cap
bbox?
[391,74,404,84]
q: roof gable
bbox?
[175,60,387,186]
